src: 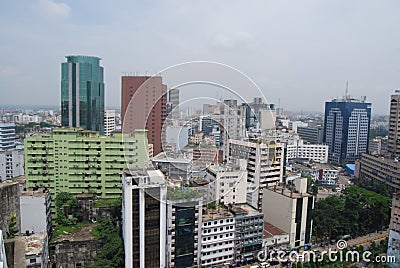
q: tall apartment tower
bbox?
[104,109,116,136]
[61,55,105,134]
[0,123,16,151]
[388,90,400,158]
[122,169,167,268]
[323,96,371,164]
[121,76,167,155]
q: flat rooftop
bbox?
[266,184,311,199]
[152,152,192,163]
[230,203,261,217]
[52,223,98,243]
[20,188,49,197]
[25,232,47,256]
[203,206,234,221]
[263,221,287,239]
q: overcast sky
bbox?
[1,0,399,115]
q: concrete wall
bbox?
[262,189,295,237]
[50,240,103,268]
[20,196,46,234]
[0,182,20,235]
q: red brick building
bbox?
[121,76,167,155]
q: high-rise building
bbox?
[229,139,284,210]
[222,100,246,160]
[168,88,180,119]
[297,126,324,144]
[323,96,371,164]
[61,55,105,134]
[121,76,167,155]
[0,123,16,151]
[206,161,248,205]
[359,153,400,192]
[104,109,116,136]
[25,128,149,199]
[388,90,400,157]
[165,192,202,268]
[262,178,314,248]
[223,100,246,141]
[122,169,167,268]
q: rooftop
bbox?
[263,221,287,239]
[266,184,312,199]
[203,206,234,221]
[20,188,50,197]
[0,180,19,189]
[152,152,192,163]
[230,203,261,217]
[25,232,47,256]
[52,223,98,243]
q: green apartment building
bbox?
[25,128,149,199]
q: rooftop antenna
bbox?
[345,81,349,99]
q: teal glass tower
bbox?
[61,55,105,134]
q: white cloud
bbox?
[34,0,71,20]
[211,31,255,50]
[0,66,18,77]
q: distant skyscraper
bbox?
[61,55,105,134]
[121,76,167,155]
[388,90,400,158]
[168,88,180,119]
[323,96,371,164]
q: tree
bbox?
[312,186,391,240]
[6,214,18,239]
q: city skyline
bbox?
[1,0,400,115]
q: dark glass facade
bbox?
[174,206,196,268]
[61,55,105,134]
[323,100,371,164]
[131,188,161,268]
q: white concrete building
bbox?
[0,148,24,182]
[104,109,116,136]
[311,168,338,185]
[206,160,247,205]
[200,209,236,267]
[262,178,314,248]
[122,169,167,268]
[286,139,329,163]
[0,230,7,268]
[229,139,284,210]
